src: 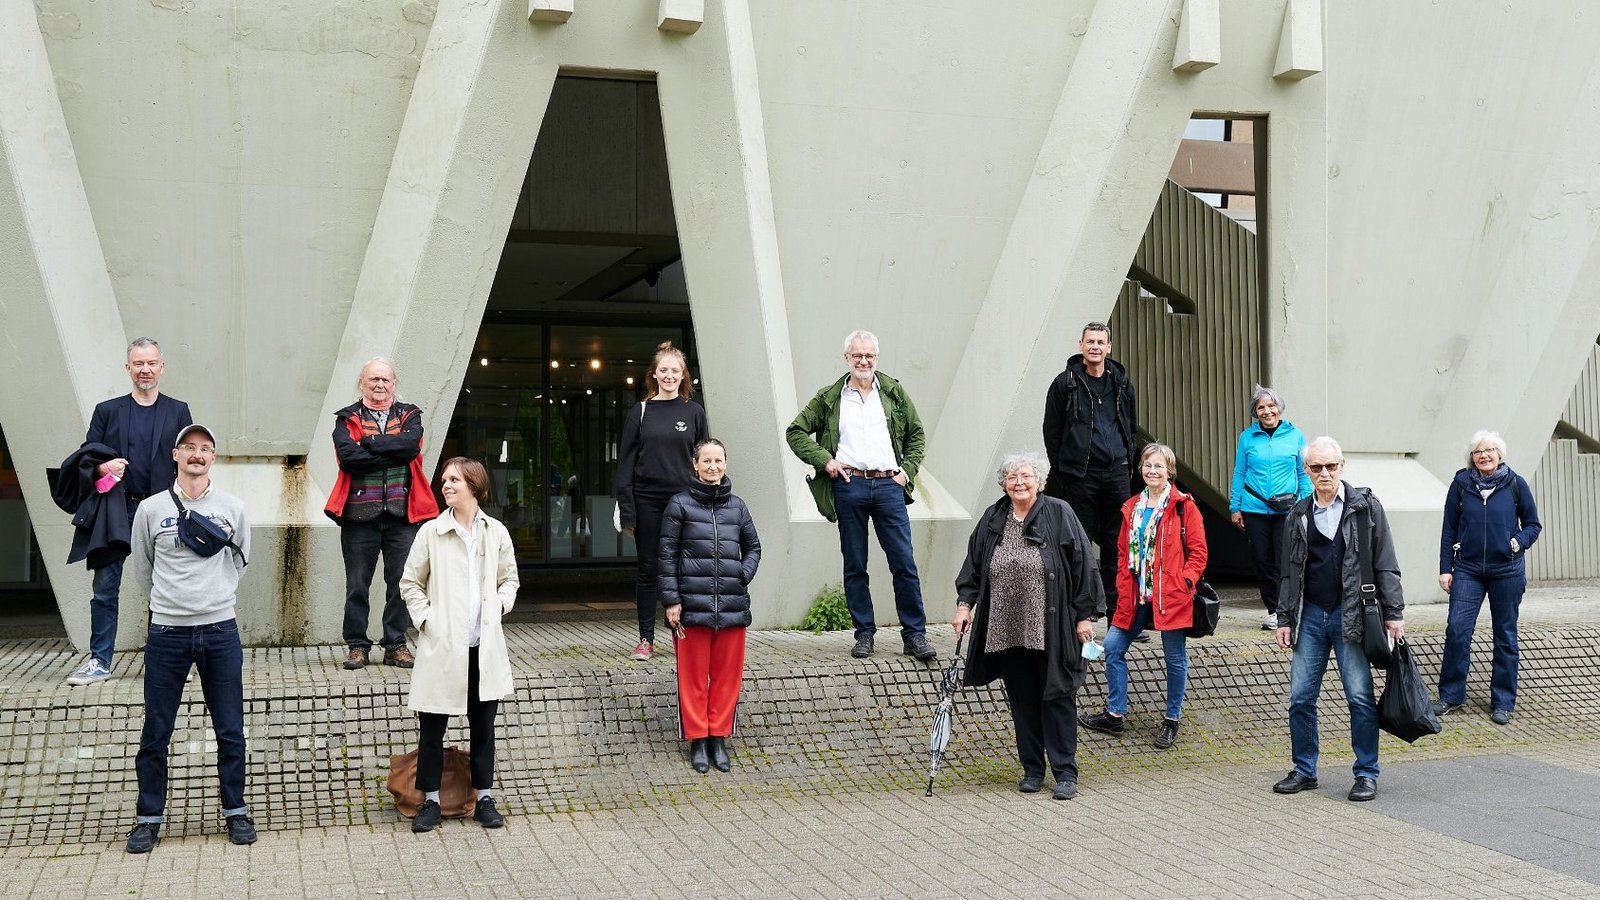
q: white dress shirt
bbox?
[1311,484,1346,541]
[835,377,899,471]
[446,511,487,647]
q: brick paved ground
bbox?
[1,582,1597,896]
[6,742,1600,898]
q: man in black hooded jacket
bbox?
[1041,322,1138,623]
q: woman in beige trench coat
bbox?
[400,457,518,833]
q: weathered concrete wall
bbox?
[4,0,1598,647]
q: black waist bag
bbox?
[168,487,245,562]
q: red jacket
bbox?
[1112,489,1208,632]
[323,404,440,524]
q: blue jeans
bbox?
[833,475,925,640]
[136,620,248,823]
[1438,569,1525,712]
[1288,602,1379,781]
[1103,602,1188,720]
[88,496,141,665]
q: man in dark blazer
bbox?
[67,338,192,685]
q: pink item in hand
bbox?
[95,471,122,494]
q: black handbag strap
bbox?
[168,486,245,559]
[1242,482,1274,505]
[1356,506,1377,609]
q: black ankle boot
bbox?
[689,738,709,773]
[709,736,731,772]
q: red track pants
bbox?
[674,625,747,740]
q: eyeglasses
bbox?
[1003,473,1038,484]
[847,353,878,362]
[1471,449,1497,457]
[176,444,216,454]
[1305,462,1341,474]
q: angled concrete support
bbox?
[529,0,574,24]
[1273,0,1323,80]
[0,4,132,652]
[1172,0,1220,73]
[659,0,704,34]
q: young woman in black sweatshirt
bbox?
[615,342,708,660]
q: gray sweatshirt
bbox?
[127,484,251,626]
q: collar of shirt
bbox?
[1311,484,1345,539]
[841,376,880,402]
[176,481,214,502]
[447,510,488,541]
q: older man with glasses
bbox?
[1271,436,1405,803]
[787,330,936,661]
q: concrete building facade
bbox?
[2,0,1597,650]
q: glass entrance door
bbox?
[444,321,697,568]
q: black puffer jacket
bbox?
[658,477,761,629]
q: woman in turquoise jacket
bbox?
[1228,386,1312,630]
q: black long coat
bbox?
[658,477,761,630]
[47,442,132,568]
[955,495,1103,700]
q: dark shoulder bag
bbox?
[1178,499,1221,638]
[168,487,246,563]
[1356,508,1390,668]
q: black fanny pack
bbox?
[168,487,246,563]
[1244,483,1296,513]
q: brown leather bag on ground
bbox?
[387,747,477,819]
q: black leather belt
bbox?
[841,467,899,479]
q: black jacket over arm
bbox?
[47,442,131,568]
[956,495,1103,700]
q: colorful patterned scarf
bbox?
[1125,486,1172,604]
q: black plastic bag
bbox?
[1378,640,1441,743]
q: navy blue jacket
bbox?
[1439,466,1541,577]
[85,393,193,495]
[657,477,760,630]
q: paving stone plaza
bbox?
[2,585,1598,897]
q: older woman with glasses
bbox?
[952,453,1102,800]
[1229,385,1311,631]
[1434,431,1541,725]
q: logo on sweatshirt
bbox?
[675,421,688,432]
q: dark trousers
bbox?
[631,490,675,643]
[1438,569,1525,712]
[832,474,926,641]
[999,649,1079,784]
[340,512,420,651]
[136,620,247,822]
[1061,466,1130,619]
[416,646,498,792]
[1242,512,1289,614]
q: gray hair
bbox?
[842,330,880,355]
[995,452,1049,489]
[1140,442,1177,474]
[127,337,161,359]
[1302,435,1344,462]
[1081,321,1111,340]
[1249,384,1286,420]
[1466,430,1508,464]
[356,357,398,392]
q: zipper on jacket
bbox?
[708,495,721,621]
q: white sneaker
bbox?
[1262,614,1279,631]
[66,658,111,685]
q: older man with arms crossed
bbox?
[325,359,440,670]
[787,330,937,661]
[1272,436,1404,802]
[123,424,253,853]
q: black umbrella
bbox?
[924,632,966,797]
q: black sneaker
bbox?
[851,634,874,658]
[125,822,160,854]
[474,796,504,829]
[1130,631,1152,643]
[1431,700,1462,717]
[226,814,257,845]
[1018,774,1044,794]
[1051,779,1079,800]
[1154,718,1180,750]
[903,633,938,662]
[1078,710,1125,735]
[412,799,442,833]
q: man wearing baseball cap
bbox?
[123,423,255,853]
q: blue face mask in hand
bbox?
[1082,638,1104,661]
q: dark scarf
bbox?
[1470,463,1514,497]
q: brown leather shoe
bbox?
[386,646,415,668]
[342,648,368,670]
